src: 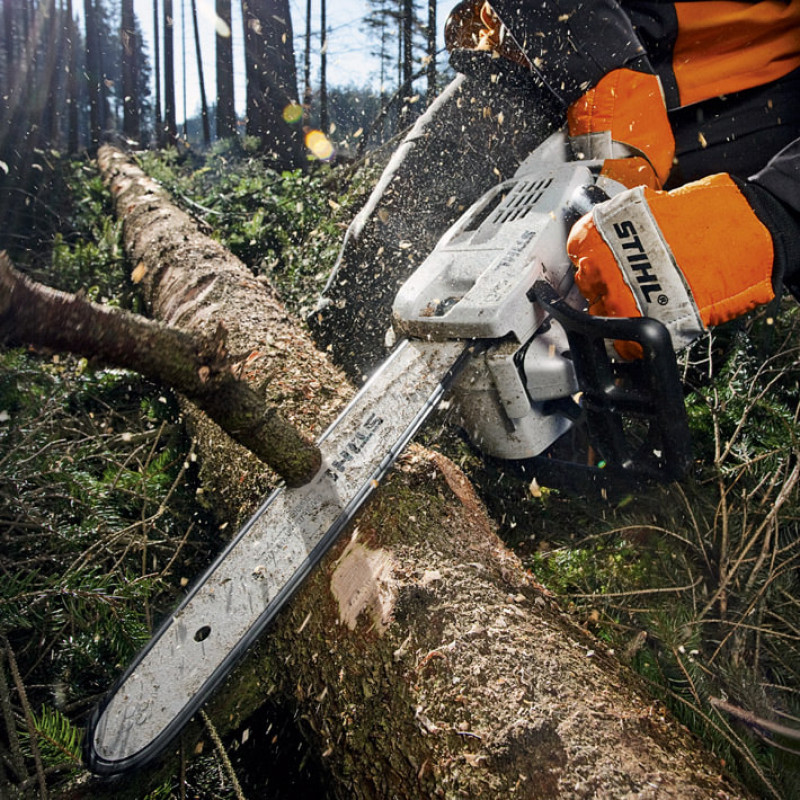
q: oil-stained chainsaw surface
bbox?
[93,147,752,800]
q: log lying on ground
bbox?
[0,252,320,486]
[91,145,753,799]
[96,145,350,522]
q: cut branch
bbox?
[0,252,320,487]
[711,697,800,742]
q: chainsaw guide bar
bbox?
[85,338,469,776]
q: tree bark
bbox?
[303,0,312,116]
[0,252,320,487]
[426,0,436,104]
[241,0,304,168]
[152,0,162,147]
[215,0,236,140]
[163,0,177,144]
[121,0,140,142]
[66,0,80,154]
[190,0,211,145]
[319,0,328,134]
[84,0,102,151]
[89,147,754,799]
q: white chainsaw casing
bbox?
[451,320,580,459]
[392,132,594,460]
[392,132,590,344]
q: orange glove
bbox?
[445,5,674,190]
[567,174,776,359]
[567,68,675,190]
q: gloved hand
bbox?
[567,173,776,359]
[445,3,675,189]
[567,68,675,190]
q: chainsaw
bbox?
[84,129,691,776]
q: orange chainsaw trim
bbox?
[567,69,676,188]
[673,0,800,107]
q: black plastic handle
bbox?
[531,279,692,485]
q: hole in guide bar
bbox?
[194,625,212,642]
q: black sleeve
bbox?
[751,138,800,215]
[739,151,800,298]
[749,139,800,297]
[488,0,652,106]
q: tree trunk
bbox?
[241,0,304,168]
[215,0,236,140]
[400,0,415,128]
[2,0,14,83]
[37,0,61,148]
[121,0,140,142]
[84,0,102,150]
[190,0,211,145]
[303,0,312,116]
[426,0,436,104]
[89,147,754,799]
[163,0,177,143]
[152,0,162,147]
[66,0,80,154]
[319,0,327,134]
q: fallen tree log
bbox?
[87,144,753,799]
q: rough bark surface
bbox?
[96,144,346,519]
[91,146,753,799]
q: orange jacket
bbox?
[486,0,800,108]
[483,0,800,292]
[625,1,800,109]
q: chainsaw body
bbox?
[393,130,691,481]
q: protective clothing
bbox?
[446,0,800,317]
[567,175,776,356]
[566,68,675,188]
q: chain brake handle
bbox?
[530,277,692,485]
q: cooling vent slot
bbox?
[491,177,553,224]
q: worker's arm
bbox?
[446,1,674,187]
